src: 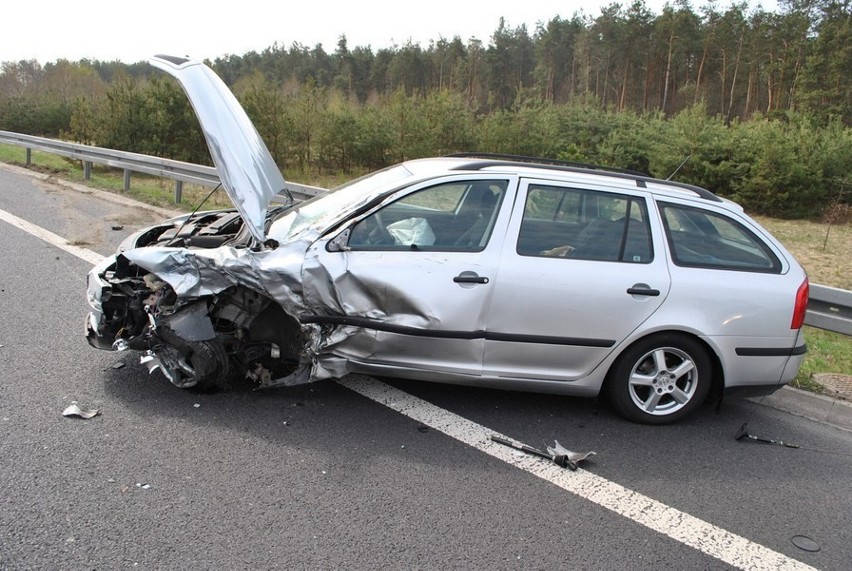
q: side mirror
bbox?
[326,227,351,252]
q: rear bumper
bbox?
[724,383,786,398]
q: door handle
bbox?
[626,286,660,297]
[454,273,489,284]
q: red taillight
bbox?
[791,278,809,329]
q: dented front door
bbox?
[305,177,514,377]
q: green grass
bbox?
[1,142,849,393]
[792,327,852,394]
[0,143,232,211]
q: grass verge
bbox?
[0,144,233,211]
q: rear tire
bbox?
[606,334,711,424]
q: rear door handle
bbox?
[627,286,660,297]
[454,273,489,284]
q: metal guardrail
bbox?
[0,130,324,203]
[807,284,852,337]
[1,130,850,337]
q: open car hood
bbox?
[149,55,286,244]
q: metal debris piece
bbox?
[546,440,597,465]
[734,423,799,448]
[135,483,151,490]
[112,361,126,369]
[111,225,124,231]
[490,435,578,471]
[62,402,100,419]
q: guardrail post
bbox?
[123,169,131,191]
[83,161,92,180]
[25,148,31,166]
[174,180,183,204]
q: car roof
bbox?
[401,155,741,211]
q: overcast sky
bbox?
[4,0,780,65]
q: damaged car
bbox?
[86,55,809,424]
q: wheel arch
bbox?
[603,329,725,404]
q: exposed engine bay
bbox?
[87,209,306,390]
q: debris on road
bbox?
[546,440,597,465]
[734,423,799,448]
[62,402,100,419]
[111,225,124,231]
[490,435,587,471]
[111,361,125,369]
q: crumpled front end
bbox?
[85,239,326,390]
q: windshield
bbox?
[268,164,414,241]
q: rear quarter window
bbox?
[659,202,782,273]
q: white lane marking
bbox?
[0,208,105,265]
[339,375,815,571]
[6,207,812,570]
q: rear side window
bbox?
[517,185,653,263]
[659,202,781,273]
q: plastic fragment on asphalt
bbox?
[111,225,124,231]
[547,440,597,465]
[112,361,125,369]
[136,483,151,489]
[62,402,100,419]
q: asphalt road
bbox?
[1,165,850,570]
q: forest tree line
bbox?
[0,0,849,218]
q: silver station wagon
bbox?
[86,56,809,424]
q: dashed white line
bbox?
[3,208,814,570]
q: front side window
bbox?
[517,185,653,263]
[348,180,508,251]
[659,202,781,272]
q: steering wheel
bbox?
[352,213,394,246]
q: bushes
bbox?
[5,73,849,218]
[728,115,852,217]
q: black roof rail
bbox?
[445,152,722,203]
[446,152,647,177]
